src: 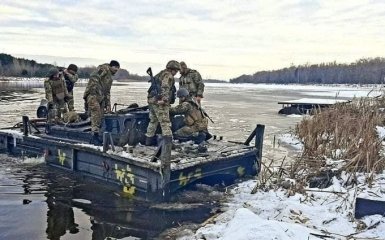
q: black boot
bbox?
[160,136,173,165]
[205,132,213,141]
[194,132,207,144]
[145,136,155,146]
[90,131,102,145]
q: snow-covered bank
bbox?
[180,173,385,240]
[177,120,385,240]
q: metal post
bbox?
[244,127,257,145]
[103,132,109,152]
[160,136,172,201]
[255,124,265,169]
[109,133,115,151]
[22,116,29,136]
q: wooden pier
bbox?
[278,98,350,115]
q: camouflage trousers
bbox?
[48,100,67,123]
[175,118,208,137]
[86,95,104,132]
[146,103,172,137]
[67,90,75,111]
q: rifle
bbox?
[191,98,214,124]
[146,67,161,100]
[115,104,149,114]
[200,106,214,124]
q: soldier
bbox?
[145,60,180,145]
[170,88,209,144]
[44,67,69,123]
[63,64,79,111]
[83,60,120,134]
[179,61,205,105]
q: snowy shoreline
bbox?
[176,87,385,240]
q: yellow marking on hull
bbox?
[179,168,202,186]
[123,186,136,195]
[58,149,66,165]
[237,166,245,176]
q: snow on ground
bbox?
[278,98,349,105]
[178,129,385,240]
[303,89,382,98]
[180,173,385,240]
[278,133,304,152]
[377,126,385,140]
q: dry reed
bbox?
[295,97,385,173]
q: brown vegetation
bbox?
[253,96,385,196]
[296,97,385,173]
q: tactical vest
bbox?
[148,70,175,104]
[180,70,198,95]
[49,78,66,100]
[184,100,206,127]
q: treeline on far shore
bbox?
[0,53,148,81]
[231,57,385,84]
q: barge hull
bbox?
[0,131,261,201]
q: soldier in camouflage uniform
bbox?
[83,60,120,134]
[179,61,205,105]
[145,60,180,145]
[44,68,69,123]
[63,64,79,111]
[170,88,209,143]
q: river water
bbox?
[0,78,368,239]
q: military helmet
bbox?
[166,60,181,70]
[47,67,59,77]
[180,61,187,68]
[67,64,78,73]
[176,88,189,98]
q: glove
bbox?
[64,96,70,103]
[196,96,202,105]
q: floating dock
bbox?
[278,98,350,115]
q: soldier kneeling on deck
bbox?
[170,88,211,144]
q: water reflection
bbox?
[0,78,44,90]
[45,173,79,240]
[0,78,88,91]
[40,166,215,240]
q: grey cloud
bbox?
[2,0,385,79]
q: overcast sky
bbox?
[1,0,384,79]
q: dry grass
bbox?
[295,97,385,173]
[252,96,385,194]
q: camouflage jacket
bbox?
[83,64,113,107]
[147,69,175,105]
[44,75,69,103]
[170,98,207,127]
[63,70,78,93]
[179,69,204,97]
